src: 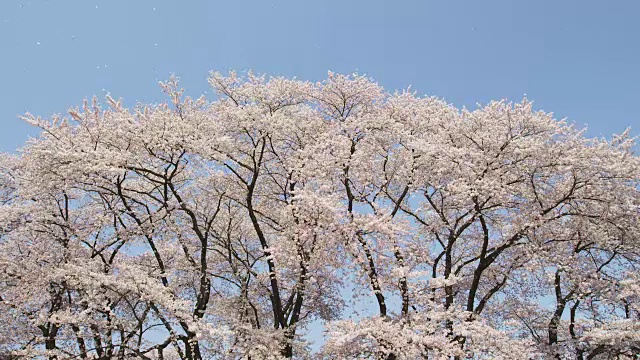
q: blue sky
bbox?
[1,1,639,152]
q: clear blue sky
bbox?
[1,0,638,151]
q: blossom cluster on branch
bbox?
[0,71,638,359]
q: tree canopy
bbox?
[0,71,638,359]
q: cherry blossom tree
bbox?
[0,71,638,359]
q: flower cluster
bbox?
[0,71,638,359]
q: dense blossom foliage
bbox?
[0,71,638,359]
